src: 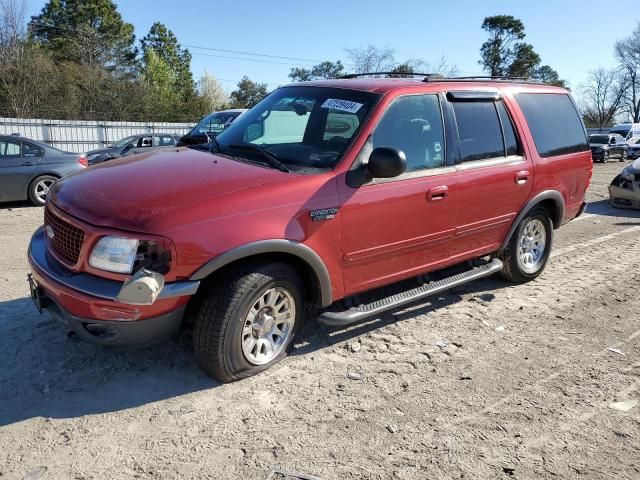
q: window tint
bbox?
[0,140,21,157]
[372,94,445,171]
[22,143,43,157]
[156,135,175,146]
[515,93,588,157]
[452,101,504,162]
[496,102,519,156]
[323,111,360,142]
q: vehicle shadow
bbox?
[293,275,508,357]
[585,199,640,219]
[0,297,217,427]
[0,200,37,210]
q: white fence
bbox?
[0,117,196,153]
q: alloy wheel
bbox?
[518,218,547,273]
[241,287,295,365]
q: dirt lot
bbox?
[1,161,639,480]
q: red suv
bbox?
[28,75,592,382]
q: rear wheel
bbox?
[621,150,628,162]
[28,175,57,206]
[193,262,304,382]
[499,207,553,283]
[602,151,609,163]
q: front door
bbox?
[0,139,37,199]
[338,93,459,295]
[446,95,533,259]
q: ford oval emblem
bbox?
[45,225,55,240]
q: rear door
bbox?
[338,93,459,295]
[445,92,533,259]
[0,139,37,199]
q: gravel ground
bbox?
[1,161,639,480]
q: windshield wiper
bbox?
[228,144,290,173]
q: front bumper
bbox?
[28,227,199,347]
[609,175,640,210]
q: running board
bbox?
[318,258,504,327]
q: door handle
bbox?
[514,170,530,185]
[427,185,449,202]
[22,161,35,166]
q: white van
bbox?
[610,123,640,143]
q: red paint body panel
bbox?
[32,79,592,326]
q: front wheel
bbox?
[620,151,628,162]
[498,207,553,283]
[193,262,304,382]
[28,175,57,206]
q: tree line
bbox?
[579,24,640,128]
[1,2,584,124]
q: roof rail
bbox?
[339,72,444,80]
[427,75,543,84]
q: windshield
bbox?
[609,129,629,138]
[590,135,609,144]
[191,112,241,136]
[112,135,138,148]
[215,86,381,170]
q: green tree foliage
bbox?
[29,0,137,72]
[141,22,193,95]
[289,60,345,82]
[479,15,564,85]
[228,76,269,109]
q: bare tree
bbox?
[615,23,640,122]
[345,45,396,73]
[0,0,55,117]
[578,68,627,128]
[198,70,229,111]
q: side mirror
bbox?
[367,147,407,179]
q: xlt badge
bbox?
[310,207,338,221]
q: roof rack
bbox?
[339,72,444,80]
[337,73,544,85]
[432,75,543,84]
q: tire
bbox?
[602,152,609,163]
[28,175,57,206]
[193,262,304,382]
[498,206,553,283]
[620,151,627,162]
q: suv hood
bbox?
[50,148,289,232]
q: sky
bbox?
[24,0,640,93]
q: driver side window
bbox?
[372,94,445,172]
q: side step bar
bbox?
[318,258,504,327]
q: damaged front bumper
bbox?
[28,227,199,347]
[609,174,640,210]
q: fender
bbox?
[499,190,565,252]
[189,240,333,307]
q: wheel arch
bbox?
[189,240,333,307]
[499,190,565,252]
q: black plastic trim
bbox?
[499,190,565,251]
[447,90,502,102]
[189,240,333,307]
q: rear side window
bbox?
[496,102,519,156]
[0,140,21,157]
[515,93,588,157]
[23,143,43,157]
[452,102,504,162]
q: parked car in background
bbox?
[589,134,628,162]
[0,134,87,206]
[177,109,247,146]
[628,138,640,159]
[609,123,640,142]
[87,133,181,165]
[609,158,640,209]
[28,76,591,382]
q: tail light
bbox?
[78,155,88,168]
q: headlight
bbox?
[621,166,635,181]
[89,236,173,275]
[89,237,139,274]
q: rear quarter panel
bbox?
[504,87,592,223]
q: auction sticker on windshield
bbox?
[321,99,363,114]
